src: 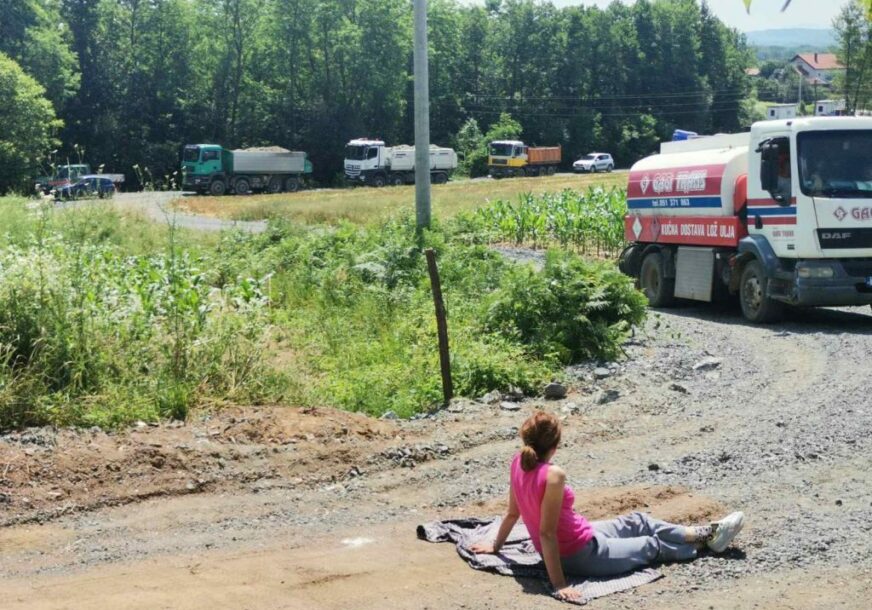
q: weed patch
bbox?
[0,194,644,427]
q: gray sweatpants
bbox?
[561,512,698,577]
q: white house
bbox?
[814,99,847,116]
[790,53,845,86]
[766,104,798,120]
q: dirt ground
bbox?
[2,304,872,609]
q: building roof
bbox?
[792,53,844,71]
[745,67,761,77]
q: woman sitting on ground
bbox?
[470,411,744,603]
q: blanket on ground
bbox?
[417,517,662,606]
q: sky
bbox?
[492,0,851,32]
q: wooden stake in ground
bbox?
[425,248,452,405]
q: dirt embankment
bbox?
[0,407,401,526]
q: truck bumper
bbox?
[183,176,210,190]
[779,260,872,307]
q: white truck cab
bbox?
[344,139,387,183]
[621,117,872,322]
[344,139,457,187]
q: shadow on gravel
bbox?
[698,547,747,562]
[514,576,550,601]
[651,301,872,336]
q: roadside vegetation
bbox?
[0,190,643,429]
[470,187,627,256]
[174,173,625,224]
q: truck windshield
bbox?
[345,145,367,161]
[183,146,200,162]
[798,130,872,198]
[490,143,515,157]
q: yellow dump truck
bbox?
[488,140,561,178]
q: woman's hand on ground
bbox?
[553,586,582,602]
[468,542,496,554]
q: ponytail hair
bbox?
[520,444,540,472]
[519,411,562,471]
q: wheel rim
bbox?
[743,273,763,314]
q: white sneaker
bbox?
[707,511,745,553]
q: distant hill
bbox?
[745,28,836,49]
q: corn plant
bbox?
[474,187,628,256]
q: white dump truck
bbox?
[619,117,872,322]
[343,139,458,186]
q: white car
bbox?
[573,153,614,173]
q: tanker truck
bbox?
[619,117,872,323]
[182,145,312,195]
[343,139,458,186]
[488,141,561,178]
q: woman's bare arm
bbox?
[469,487,520,554]
[540,466,581,601]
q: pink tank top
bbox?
[510,453,594,557]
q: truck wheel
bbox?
[739,260,784,323]
[233,177,250,195]
[547,166,556,176]
[285,176,300,192]
[268,177,282,193]
[210,180,226,196]
[640,252,675,308]
[391,175,405,186]
[433,172,448,184]
[371,174,386,187]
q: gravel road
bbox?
[85,191,268,233]
[1,300,871,608]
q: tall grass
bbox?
[0,200,277,430]
[231,216,646,418]
[0,191,645,428]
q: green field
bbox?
[175,173,626,225]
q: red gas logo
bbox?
[834,206,872,221]
[851,207,872,221]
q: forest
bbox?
[1,0,754,191]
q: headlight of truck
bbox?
[797,265,835,279]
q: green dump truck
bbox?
[182,145,313,195]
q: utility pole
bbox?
[798,70,803,114]
[413,0,431,229]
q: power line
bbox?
[459,86,752,102]
[466,94,751,112]
[463,102,749,119]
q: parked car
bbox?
[54,175,116,200]
[573,153,614,173]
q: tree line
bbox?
[1,0,756,192]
